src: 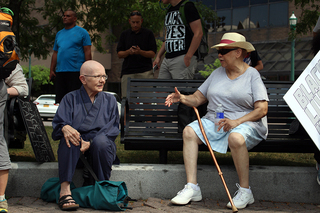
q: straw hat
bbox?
[211,32,255,52]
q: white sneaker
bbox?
[171,184,202,205]
[227,183,254,209]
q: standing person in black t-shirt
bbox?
[153,0,203,79]
[243,50,264,72]
[117,10,157,98]
[244,50,266,79]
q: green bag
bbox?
[40,177,76,203]
[72,180,129,211]
[40,177,130,211]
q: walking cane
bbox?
[193,106,238,213]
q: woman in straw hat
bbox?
[165,32,269,209]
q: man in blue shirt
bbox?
[50,9,92,103]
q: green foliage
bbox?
[193,1,217,26]
[198,59,221,78]
[0,0,167,59]
[21,65,52,92]
[0,0,217,60]
[289,0,320,36]
[156,39,164,54]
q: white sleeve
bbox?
[313,16,320,32]
[5,64,28,96]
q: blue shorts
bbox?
[188,118,263,154]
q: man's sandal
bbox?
[58,195,79,211]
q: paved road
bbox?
[42,118,52,127]
[7,197,320,212]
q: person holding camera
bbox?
[117,10,157,98]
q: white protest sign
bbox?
[283,51,320,151]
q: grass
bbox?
[9,126,316,167]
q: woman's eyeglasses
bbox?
[84,75,108,81]
[217,48,238,55]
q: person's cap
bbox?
[211,32,255,52]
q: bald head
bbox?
[79,60,107,96]
[80,60,105,75]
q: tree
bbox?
[290,0,320,36]
[2,0,54,61]
[1,0,216,60]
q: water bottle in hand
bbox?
[215,104,224,133]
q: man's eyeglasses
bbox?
[84,75,108,81]
[130,11,142,17]
[217,48,238,55]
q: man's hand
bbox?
[184,54,192,67]
[128,45,140,55]
[49,70,56,80]
[61,125,80,148]
[132,45,141,55]
[153,57,160,70]
[80,138,90,154]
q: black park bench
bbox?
[120,79,317,164]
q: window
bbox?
[233,7,250,29]
[217,10,231,31]
[269,2,288,27]
[233,0,249,7]
[217,0,231,9]
[251,5,268,28]
[191,0,289,32]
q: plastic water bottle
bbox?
[215,104,224,133]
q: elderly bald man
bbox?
[52,60,119,211]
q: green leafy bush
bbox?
[21,65,52,92]
[156,39,164,55]
[198,59,221,78]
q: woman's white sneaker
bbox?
[226,183,254,209]
[171,184,202,205]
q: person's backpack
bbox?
[179,0,209,61]
[0,7,20,80]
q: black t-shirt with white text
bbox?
[165,0,200,59]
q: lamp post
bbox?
[289,11,297,81]
[28,45,32,79]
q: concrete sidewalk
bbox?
[5,162,320,212]
[6,196,320,212]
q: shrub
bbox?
[198,58,221,78]
[21,65,52,93]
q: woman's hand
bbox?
[218,118,240,132]
[165,87,181,107]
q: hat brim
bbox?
[211,41,255,52]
